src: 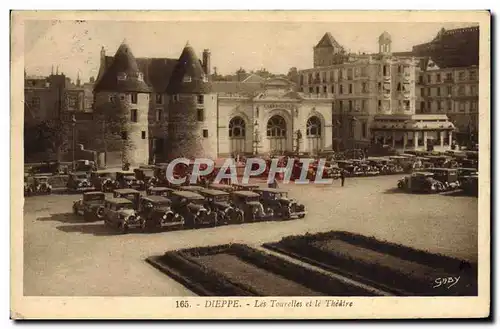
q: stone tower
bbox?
[379,31,392,54]
[166,42,217,160]
[93,42,152,167]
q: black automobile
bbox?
[67,172,94,193]
[254,187,306,219]
[115,171,146,190]
[169,191,217,228]
[198,189,244,224]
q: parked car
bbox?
[254,187,306,219]
[29,175,52,195]
[397,172,445,193]
[72,191,106,221]
[169,191,217,228]
[73,159,96,172]
[115,171,146,190]
[137,195,182,230]
[232,183,259,191]
[426,168,461,190]
[198,189,243,225]
[113,188,141,209]
[24,174,33,197]
[231,190,273,222]
[102,198,141,234]
[67,172,94,193]
[90,171,116,192]
[146,186,175,198]
[134,167,155,188]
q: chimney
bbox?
[202,49,211,77]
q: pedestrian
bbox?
[340,169,346,187]
[268,176,279,189]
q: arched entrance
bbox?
[266,115,287,154]
[306,116,322,154]
[229,116,246,154]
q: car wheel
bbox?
[83,211,92,222]
[235,211,244,224]
[119,223,129,234]
[183,216,194,229]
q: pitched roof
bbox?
[315,32,342,49]
[211,81,264,96]
[166,43,211,94]
[379,31,392,42]
[242,73,265,83]
[93,42,152,93]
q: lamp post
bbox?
[253,121,261,156]
[71,114,76,171]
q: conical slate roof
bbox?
[315,32,342,49]
[166,42,211,94]
[379,31,392,43]
[94,42,151,93]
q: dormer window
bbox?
[172,94,179,102]
[202,75,208,82]
[137,72,144,82]
[183,76,192,83]
[117,72,127,81]
[155,93,163,105]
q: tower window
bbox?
[131,93,138,104]
[339,84,343,94]
[323,86,327,93]
[203,129,209,138]
[197,108,204,122]
[121,131,127,140]
[155,94,163,104]
[349,84,353,94]
[141,131,146,139]
[197,95,204,104]
[183,76,192,83]
[172,94,179,102]
[131,109,138,123]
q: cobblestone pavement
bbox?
[23,175,478,296]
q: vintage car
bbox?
[29,175,53,195]
[24,174,33,197]
[146,186,175,198]
[198,189,244,225]
[137,195,182,230]
[73,159,96,172]
[208,183,235,193]
[169,191,217,228]
[72,191,106,221]
[232,183,259,191]
[134,167,156,188]
[28,161,67,176]
[90,171,116,192]
[231,191,272,222]
[113,188,141,209]
[254,187,306,220]
[426,168,461,190]
[397,172,445,193]
[102,198,141,233]
[115,171,146,190]
[458,168,479,179]
[152,164,170,187]
[66,172,94,193]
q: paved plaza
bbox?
[23,175,478,296]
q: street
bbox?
[23,175,478,296]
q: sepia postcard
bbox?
[11,10,490,320]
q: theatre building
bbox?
[213,77,334,156]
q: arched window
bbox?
[229,116,246,138]
[306,116,322,137]
[266,115,286,137]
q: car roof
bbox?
[232,183,259,187]
[429,168,457,172]
[141,195,171,203]
[179,185,204,190]
[117,171,135,174]
[459,168,477,171]
[114,188,140,194]
[413,172,434,176]
[149,186,174,191]
[199,189,229,196]
[107,197,133,204]
[71,171,88,176]
[84,191,105,196]
[255,187,286,193]
[172,191,204,199]
[94,170,115,174]
[232,191,260,197]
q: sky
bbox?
[24,20,478,83]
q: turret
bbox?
[92,41,151,166]
[165,42,217,160]
[378,31,392,54]
[202,49,211,78]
